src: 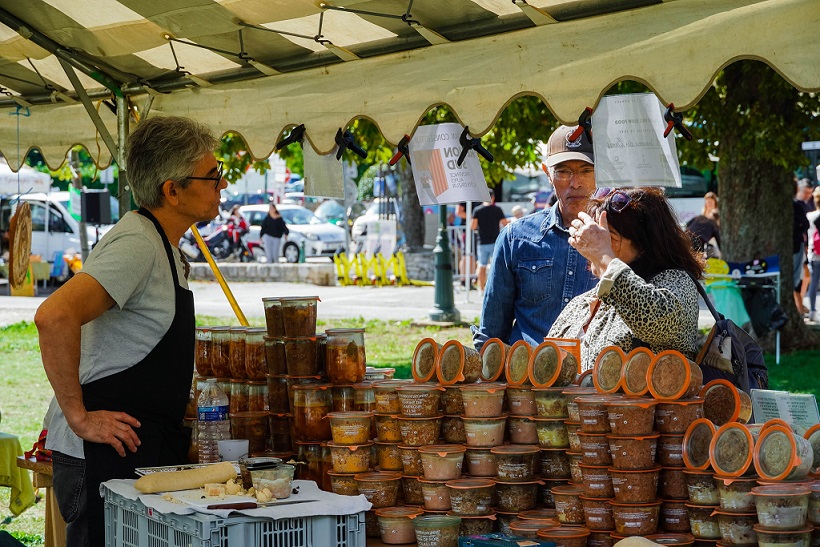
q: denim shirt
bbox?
[472,203,598,350]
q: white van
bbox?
[1,191,111,264]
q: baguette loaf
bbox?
[134,462,237,493]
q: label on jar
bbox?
[335,424,365,437]
[498,462,529,477]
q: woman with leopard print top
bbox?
[548,187,703,372]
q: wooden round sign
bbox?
[8,201,32,289]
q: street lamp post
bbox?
[429,204,461,322]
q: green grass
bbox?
[765,350,820,398]
[0,318,815,545]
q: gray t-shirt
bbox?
[46,211,189,458]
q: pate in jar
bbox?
[326,328,366,384]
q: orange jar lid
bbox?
[445,477,495,489]
[505,340,533,385]
[528,341,563,388]
[753,423,810,481]
[682,418,716,470]
[491,444,540,455]
[709,422,754,477]
[648,350,694,400]
[537,527,591,539]
[479,338,507,382]
[622,347,654,397]
[418,444,466,455]
[699,379,741,425]
[412,338,440,383]
[437,340,467,385]
[593,346,626,394]
[353,470,402,482]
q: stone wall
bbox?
[188,263,336,286]
[403,248,435,281]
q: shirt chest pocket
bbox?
[517,258,554,304]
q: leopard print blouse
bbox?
[547,259,700,372]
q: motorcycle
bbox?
[179,220,257,262]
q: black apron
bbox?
[82,208,195,545]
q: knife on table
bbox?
[206,499,316,510]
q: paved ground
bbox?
[0,280,723,328]
[0,281,486,327]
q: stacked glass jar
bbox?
[191,324,272,461]
[262,296,331,488]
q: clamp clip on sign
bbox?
[663,103,693,140]
[275,124,306,150]
[334,129,367,160]
[568,106,594,143]
[457,126,493,167]
[389,134,412,166]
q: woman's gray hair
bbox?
[125,116,219,208]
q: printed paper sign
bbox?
[303,143,344,199]
[591,93,682,188]
[751,389,820,430]
[408,123,490,206]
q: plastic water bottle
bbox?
[197,378,231,463]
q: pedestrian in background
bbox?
[471,193,509,291]
[806,187,820,322]
[260,201,288,264]
[793,181,811,315]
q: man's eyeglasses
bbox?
[593,187,633,213]
[552,167,595,182]
[185,160,224,190]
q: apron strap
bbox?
[138,208,180,287]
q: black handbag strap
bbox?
[688,273,725,323]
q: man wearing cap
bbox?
[472,126,599,350]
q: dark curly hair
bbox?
[589,187,703,281]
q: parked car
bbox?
[240,203,347,263]
[220,190,273,211]
[314,199,346,226]
[314,199,370,231]
[351,198,405,244]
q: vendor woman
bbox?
[35,116,227,546]
[547,186,703,372]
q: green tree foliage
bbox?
[215,133,271,184]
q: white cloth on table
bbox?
[100,479,371,520]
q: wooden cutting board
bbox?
[8,201,32,289]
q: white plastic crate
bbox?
[103,486,366,547]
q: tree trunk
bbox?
[399,161,425,250]
[718,65,817,351]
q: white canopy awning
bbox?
[0,0,817,169]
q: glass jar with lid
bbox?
[229,379,249,414]
[332,385,356,412]
[210,327,232,378]
[266,375,290,414]
[229,327,248,379]
[280,296,319,337]
[268,413,293,452]
[295,441,324,483]
[293,384,333,441]
[247,380,269,412]
[195,327,212,376]
[325,328,366,384]
[244,327,267,380]
[264,336,287,376]
[262,297,285,337]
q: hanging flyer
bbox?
[407,123,490,206]
[591,93,682,188]
[303,142,344,199]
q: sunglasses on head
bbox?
[593,187,633,213]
